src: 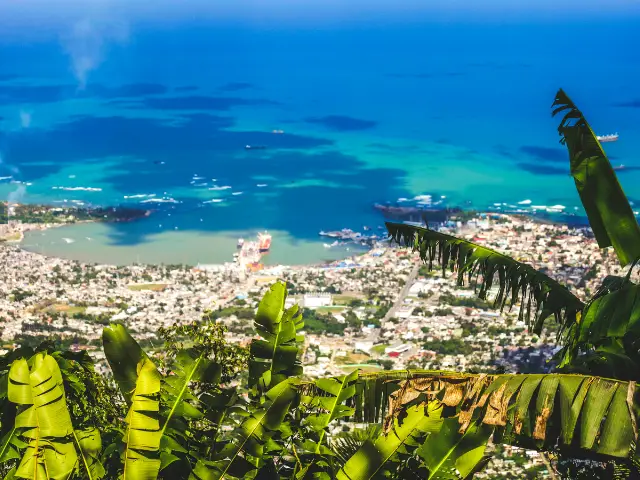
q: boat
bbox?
[596,133,619,143]
[245,145,267,150]
[613,165,625,171]
[258,232,272,252]
[237,238,244,249]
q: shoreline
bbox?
[5,209,596,271]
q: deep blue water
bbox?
[1,20,639,253]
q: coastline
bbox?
[6,208,596,271]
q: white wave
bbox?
[192,175,205,180]
[140,198,178,204]
[124,194,155,199]
[549,204,566,210]
[232,192,244,196]
[193,182,208,187]
[397,197,409,202]
[68,175,76,179]
[209,185,232,191]
[256,184,268,187]
[62,238,75,244]
[413,195,432,202]
[531,205,547,210]
[203,199,224,204]
[517,199,532,205]
[0,176,13,181]
[53,186,102,192]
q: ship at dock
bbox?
[596,133,618,143]
[235,232,271,271]
[258,232,271,252]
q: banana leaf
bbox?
[103,323,150,405]
[211,379,298,479]
[386,222,584,335]
[249,282,304,395]
[123,358,162,480]
[8,354,78,480]
[338,371,640,460]
[335,402,444,480]
[552,88,640,267]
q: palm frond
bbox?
[386,222,584,335]
[552,88,640,267]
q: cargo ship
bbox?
[596,133,618,143]
[258,232,272,252]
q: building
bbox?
[302,293,333,308]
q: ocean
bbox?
[1,19,639,265]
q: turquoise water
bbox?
[1,19,639,264]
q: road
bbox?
[375,262,421,341]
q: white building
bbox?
[302,293,333,308]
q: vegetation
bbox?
[0,89,638,478]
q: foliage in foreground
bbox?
[0,280,639,479]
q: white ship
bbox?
[596,133,619,143]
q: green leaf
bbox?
[123,358,162,480]
[335,371,640,460]
[102,323,150,405]
[213,379,298,479]
[8,354,78,480]
[552,88,640,266]
[419,418,493,479]
[336,402,444,480]
[386,222,584,335]
[73,427,105,480]
[249,282,304,394]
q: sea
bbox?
[1,18,639,266]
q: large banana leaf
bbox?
[103,323,150,405]
[123,358,162,480]
[8,354,78,480]
[335,401,444,480]
[552,88,640,267]
[249,282,304,395]
[341,371,640,460]
[386,222,584,334]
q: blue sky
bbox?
[1,0,639,30]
